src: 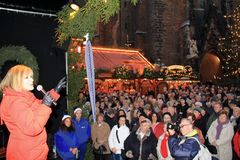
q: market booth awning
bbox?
[89,47,154,75]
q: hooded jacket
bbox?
[0,88,52,160]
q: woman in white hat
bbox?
[54,115,79,160]
[72,107,91,160]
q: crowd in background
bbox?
[53,83,239,160]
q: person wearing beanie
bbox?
[193,107,207,137]
[54,115,79,160]
[72,108,91,160]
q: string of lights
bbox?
[217,5,240,80]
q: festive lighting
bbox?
[69,0,80,11]
[218,5,240,80]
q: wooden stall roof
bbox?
[86,47,154,74]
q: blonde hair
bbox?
[0,65,33,91]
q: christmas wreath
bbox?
[0,46,39,82]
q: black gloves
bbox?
[54,77,66,93]
[42,92,55,107]
[41,77,66,107]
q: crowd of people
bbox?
[55,83,240,160]
[0,64,239,160]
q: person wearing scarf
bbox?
[156,123,173,160]
[207,110,234,160]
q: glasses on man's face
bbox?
[180,123,191,128]
[140,120,147,124]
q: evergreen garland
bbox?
[142,67,163,79]
[112,66,137,79]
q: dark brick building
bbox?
[93,0,240,82]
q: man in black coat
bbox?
[124,118,157,160]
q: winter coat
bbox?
[194,117,207,137]
[156,133,173,160]
[153,122,164,138]
[233,130,240,158]
[54,129,78,160]
[91,122,111,154]
[168,129,200,160]
[0,88,52,160]
[124,128,158,160]
[195,127,205,144]
[206,112,218,131]
[207,119,234,160]
[72,117,91,145]
[108,124,130,154]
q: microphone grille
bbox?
[36,85,43,91]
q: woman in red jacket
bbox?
[233,127,240,158]
[0,65,61,160]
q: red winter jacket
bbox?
[153,122,164,138]
[0,88,52,160]
[233,131,240,158]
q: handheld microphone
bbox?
[37,85,57,106]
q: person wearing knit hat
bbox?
[193,107,202,114]
[193,107,202,121]
[193,107,207,137]
[74,108,82,114]
[62,115,71,121]
[72,107,91,160]
[195,102,203,107]
[54,115,78,160]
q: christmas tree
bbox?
[218,5,240,82]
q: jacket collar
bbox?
[136,127,151,141]
[185,129,198,137]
